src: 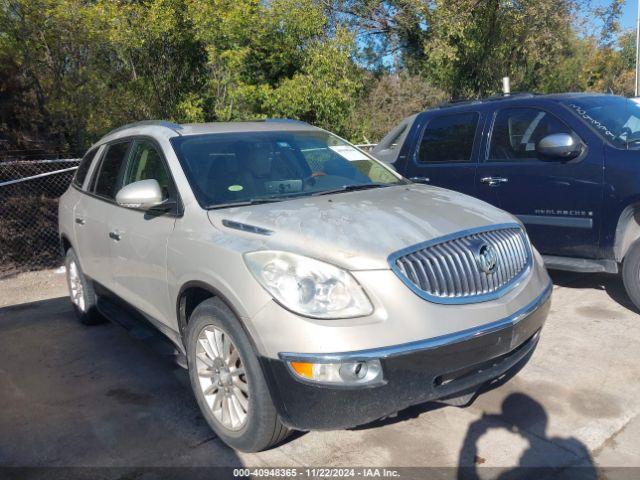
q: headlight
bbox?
[244,251,373,318]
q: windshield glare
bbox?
[563,96,640,148]
[171,130,405,208]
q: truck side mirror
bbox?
[536,133,583,160]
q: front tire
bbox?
[186,297,290,452]
[64,248,104,325]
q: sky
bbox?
[598,0,636,30]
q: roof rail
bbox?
[486,92,537,101]
[436,99,482,109]
[263,118,310,125]
[103,120,183,138]
[435,92,538,109]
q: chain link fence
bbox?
[0,158,80,278]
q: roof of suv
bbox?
[97,119,321,145]
[433,92,610,111]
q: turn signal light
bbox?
[286,359,383,386]
[289,361,314,379]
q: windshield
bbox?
[563,96,640,148]
[170,130,406,208]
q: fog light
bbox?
[287,359,383,385]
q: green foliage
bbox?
[1,0,362,150]
[0,0,635,150]
[184,0,362,133]
[347,72,447,143]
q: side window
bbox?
[489,108,575,161]
[417,112,479,163]
[73,147,99,189]
[122,140,173,200]
[93,142,130,199]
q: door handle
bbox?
[75,217,86,225]
[108,231,122,241]
[481,176,508,187]
[410,176,431,184]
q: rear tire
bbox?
[622,239,640,311]
[64,248,105,325]
[186,297,290,452]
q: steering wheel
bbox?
[620,126,633,140]
[303,171,326,185]
[626,130,640,144]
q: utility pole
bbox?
[636,0,640,97]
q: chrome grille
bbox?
[391,226,531,303]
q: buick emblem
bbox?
[476,243,498,274]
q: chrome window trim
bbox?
[279,281,551,364]
[387,222,532,305]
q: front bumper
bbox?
[261,283,552,430]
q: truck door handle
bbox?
[75,217,86,225]
[481,176,508,186]
[410,176,431,184]
[108,231,122,241]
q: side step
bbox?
[97,297,188,369]
[542,255,618,274]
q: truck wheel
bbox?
[186,297,290,452]
[64,248,105,325]
[622,239,640,311]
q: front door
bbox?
[475,106,604,258]
[401,111,481,196]
[108,138,178,329]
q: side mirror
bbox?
[536,133,583,160]
[116,179,164,210]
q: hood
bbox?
[207,185,517,270]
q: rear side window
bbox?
[93,142,131,199]
[489,108,575,161]
[73,147,98,189]
[417,112,479,163]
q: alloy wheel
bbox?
[67,260,86,312]
[195,325,249,431]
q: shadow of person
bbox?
[457,393,596,480]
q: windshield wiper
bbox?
[207,184,392,208]
[311,183,391,197]
[206,197,285,210]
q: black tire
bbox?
[186,297,290,452]
[64,248,105,325]
[622,239,640,311]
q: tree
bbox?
[0,0,363,151]
[347,71,446,143]
[0,0,635,152]
[185,0,363,135]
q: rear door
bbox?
[108,138,178,328]
[69,146,101,262]
[401,111,481,196]
[475,105,604,258]
[74,141,131,284]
